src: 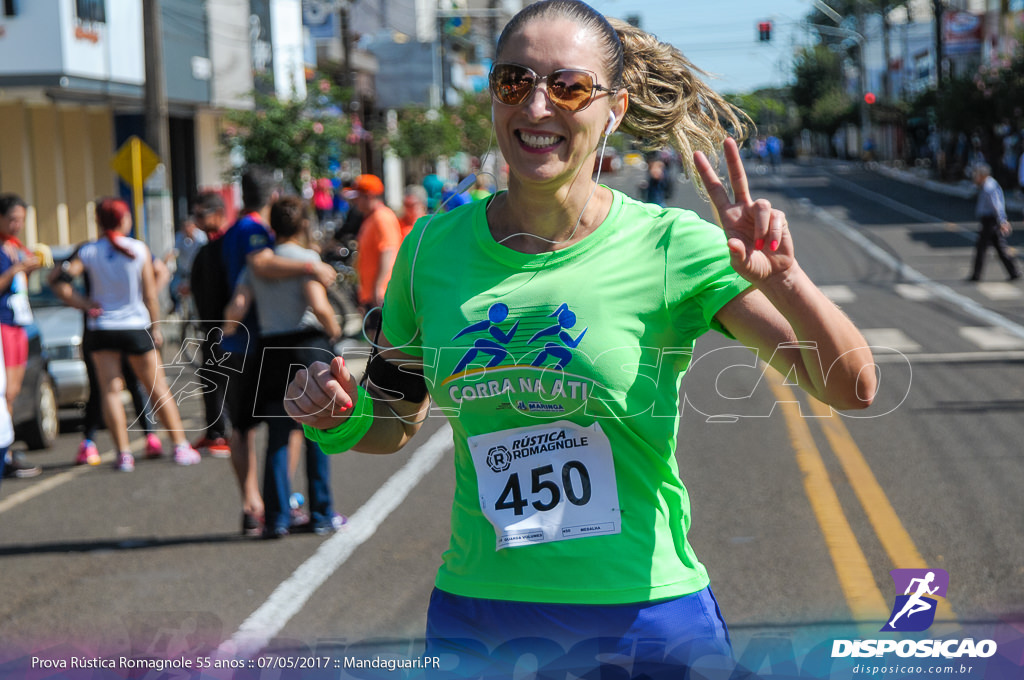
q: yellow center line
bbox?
[767,376,890,625]
[807,397,958,625]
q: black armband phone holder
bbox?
[365,344,429,403]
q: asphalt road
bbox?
[1,157,1022,679]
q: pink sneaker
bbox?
[145,433,164,459]
[75,439,101,466]
[173,443,202,466]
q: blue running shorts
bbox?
[423,586,744,679]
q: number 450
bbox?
[495,461,592,516]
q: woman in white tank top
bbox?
[49,198,201,471]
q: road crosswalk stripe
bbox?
[818,285,856,304]
[974,282,1023,300]
[860,328,922,353]
[894,283,933,301]
[959,326,1024,351]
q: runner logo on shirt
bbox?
[444,302,593,414]
[449,302,587,376]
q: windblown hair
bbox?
[496,0,752,198]
[610,17,752,194]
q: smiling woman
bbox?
[286,1,877,676]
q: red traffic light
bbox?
[864,92,876,105]
[757,21,772,42]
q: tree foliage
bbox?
[388,91,494,167]
[791,45,846,131]
[726,89,790,132]
[220,76,355,191]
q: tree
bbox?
[388,91,493,174]
[220,75,356,192]
[791,45,846,130]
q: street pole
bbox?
[339,1,352,89]
[438,13,447,108]
[933,0,944,90]
[141,0,174,262]
[856,2,870,151]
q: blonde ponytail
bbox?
[609,18,752,198]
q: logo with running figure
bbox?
[486,446,512,473]
[881,568,949,632]
[450,302,588,376]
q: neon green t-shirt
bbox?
[382,188,751,605]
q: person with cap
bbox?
[352,174,402,328]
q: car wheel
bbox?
[22,375,58,450]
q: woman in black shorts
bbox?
[49,198,202,471]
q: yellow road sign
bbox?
[111,136,159,186]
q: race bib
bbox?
[468,420,621,550]
[9,273,32,326]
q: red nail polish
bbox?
[754,239,765,250]
[770,240,779,251]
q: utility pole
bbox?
[881,3,892,100]
[141,0,173,261]
[855,1,870,149]
[339,1,352,89]
[438,12,448,108]
[488,0,498,59]
[933,0,944,90]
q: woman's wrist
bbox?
[302,385,375,454]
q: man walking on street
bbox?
[969,163,1020,282]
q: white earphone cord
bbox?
[380,112,613,425]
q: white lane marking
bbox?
[873,350,1024,364]
[818,285,856,304]
[959,326,1024,351]
[804,200,1024,342]
[975,282,1023,301]
[218,424,453,660]
[860,328,922,353]
[894,283,933,301]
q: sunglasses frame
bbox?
[489,62,615,113]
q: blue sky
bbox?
[587,0,816,94]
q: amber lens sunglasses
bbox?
[489,63,614,112]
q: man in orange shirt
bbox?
[398,185,429,240]
[353,174,402,321]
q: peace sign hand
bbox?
[694,137,794,284]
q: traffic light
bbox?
[864,92,876,105]
[758,21,772,42]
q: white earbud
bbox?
[604,112,617,136]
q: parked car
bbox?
[26,246,90,412]
[10,322,59,450]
